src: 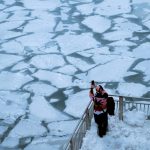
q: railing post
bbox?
[119,96,123,120]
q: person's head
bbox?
[96,85,103,93]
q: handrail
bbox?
[64,95,150,150]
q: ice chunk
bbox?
[54,65,77,75]
[133,60,150,82]
[16,33,53,47]
[117,83,147,97]
[66,56,95,72]
[0,54,23,70]
[1,137,19,148]
[1,41,24,54]
[33,70,72,88]
[87,57,135,82]
[29,96,69,122]
[95,0,131,16]
[4,0,15,5]
[103,30,132,41]
[24,82,57,96]
[0,71,33,90]
[132,42,150,59]
[76,3,95,15]
[82,16,111,33]
[109,40,136,46]
[48,120,78,136]
[9,118,47,138]
[23,0,61,10]
[64,90,90,118]
[55,33,100,55]
[0,91,29,109]
[30,54,65,70]
[11,62,29,71]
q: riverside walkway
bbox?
[64,95,150,150]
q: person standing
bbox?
[89,80,108,137]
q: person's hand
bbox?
[91,80,95,88]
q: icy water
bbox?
[0,0,150,149]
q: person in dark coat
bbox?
[89,81,108,137]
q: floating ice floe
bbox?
[87,57,135,82]
[29,96,69,122]
[95,0,131,16]
[0,91,30,109]
[9,118,47,138]
[7,10,31,21]
[66,56,95,72]
[23,0,61,10]
[113,19,142,32]
[33,70,72,88]
[82,16,111,33]
[76,3,95,15]
[23,17,56,33]
[103,30,133,41]
[25,143,60,150]
[0,71,33,90]
[1,137,19,149]
[48,120,78,136]
[0,12,9,20]
[69,0,93,4]
[64,90,90,118]
[116,83,147,97]
[30,54,65,70]
[0,101,25,121]
[132,42,150,59]
[54,65,77,75]
[55,33,100,55]
[133,60,150,82]
[132,0,150,4]
[11,62,29,71]
[0,54,23,70]
[1,41,24,54]
[4,0,15,5]
[109,40,136,47]
[0,4,5,9]
[0,20,24,31]
[16,33,53,47]
[24,82,57,96]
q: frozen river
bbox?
[0,0,150,149]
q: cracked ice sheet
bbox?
[29,96,69,122]
[103,30,133,41]
[8,118,47,138]
[22,0,61,10]
[55,33,100,55]
[48,120,78,136]
[132,42,150,59]
[16,32,54,47]
[0,54,23,70]
[64,90,90,118]
[23,16,56,33]
[87,57,135,82]
[82,16,111,33]
[23,82,57,96]
[0,101,25,121]
[33,70,72,88]
[76,3,95,15]
[116,83,148,97]
[67,56,95,72]
[0,71,33,90]
[95,0,131,16]
[30,54,65,70]
[0,91,30,109]
[1,41,24,54]
[54,65,77,75]
[133,60,150,82]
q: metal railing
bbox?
[64,95,150,150]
